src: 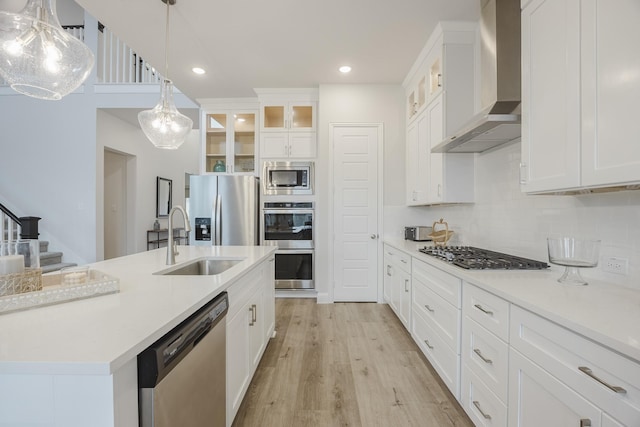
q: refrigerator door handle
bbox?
[215,194,222,245]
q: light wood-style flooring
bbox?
[232,299,473,427]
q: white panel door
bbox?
[332,124,380,302]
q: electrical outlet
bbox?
[603,257,628,275]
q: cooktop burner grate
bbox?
[418,246,549,270]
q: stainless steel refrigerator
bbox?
[188,175,259,246]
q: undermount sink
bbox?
[155,257,245,276]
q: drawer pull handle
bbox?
[578,366,627,394]
[401,259,408,264]
[424,304,435,313]
[472,401,491,420]
[473,348,493,364]
[474,304,494,316]
[424,339,434,350]
[580,419,591,427]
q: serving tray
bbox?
[0,269,120,315]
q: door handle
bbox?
[578,366,626,394]
[249,306,255,326]
[215,194,222,245]
[472,401,491,420]
[404,279,409,292]
[473,348,493,364]
[474,304,494,316]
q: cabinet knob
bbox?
[370,234,378,240]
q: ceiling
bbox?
[72,0,480,104]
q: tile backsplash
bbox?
[385,140,640,290]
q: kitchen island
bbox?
[0,245,276,427]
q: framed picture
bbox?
[156,176,172,218]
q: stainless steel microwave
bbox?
[262,161,314,195]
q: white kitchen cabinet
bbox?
[200,100,259,174]
[260,131,316,158]
[406,112,430,205]
[404,22,476,206]
[256,89,318,159]
[509,347,602,427]
[261,101,315,132]
[226,258,275,426]
[509,305,640,427]
[383,244,412,329]
[461,284,510,427]
[426,94,475,204]
[521,0,640,193]
[410,258,461,398]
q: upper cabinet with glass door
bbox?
[201,100,259,174]
[255,89,318,159]
[262,102,315,132]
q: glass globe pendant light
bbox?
[138,0,192,150]
[0,0,94,100]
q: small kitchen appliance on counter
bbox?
[420,246,549,270]
[404,226,432,241]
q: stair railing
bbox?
[1,23,163,86]
[0,202,21,242]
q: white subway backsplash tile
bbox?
[385,142,640,290]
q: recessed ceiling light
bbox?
[192,67,206,75]
[339,65,352,73]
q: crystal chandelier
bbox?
[0,0,94,100]
[138,0,192,150]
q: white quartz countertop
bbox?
[0,245,276,376]
[384,238,640,364]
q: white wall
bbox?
[96,110,199,258]
[384,140,640,290]
[317,84,405,302]
[0,92,98,264]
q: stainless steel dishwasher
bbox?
[138,292,228,427]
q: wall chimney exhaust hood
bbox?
[432,0,521,154]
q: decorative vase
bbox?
[153,220,160,231]
[213,160,226,172]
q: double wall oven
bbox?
[261,202,314,289]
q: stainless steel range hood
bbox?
[432,0,521,153]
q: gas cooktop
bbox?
[419,246,549,270]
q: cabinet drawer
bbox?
[461,365,508,427]
[226,265,262,320]
[412,309,459,398]
[462,317,509,403]
[413,280,459,353]
[463,284,510,342]
[384,245,412,274]
[412,258,461,307]
[511,306,640,426]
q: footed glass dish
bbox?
[547,237,600,285]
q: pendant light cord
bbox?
[164,0,170,81]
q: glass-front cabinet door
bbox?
[261,102,315,132]
[204,111,256,174]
